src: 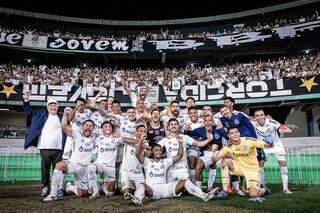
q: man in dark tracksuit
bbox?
[23,91,66,197]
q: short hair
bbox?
[170,100,179,106]
[254,108,264,114]
[112,100,120,105]
[203,114,213,120]
[127,106,135,111]
[76,97,86,104]
[224,96,235,104]
[82,119,95,126]
[152,144,162,149]
[219,105,228,111]
[100,120,114,130]
[151,108,160,115]
[168,118,179,125]
[227,126,238,133]
[188,106,198,113]
[185,97,195,103]
[136,123,147,130]
[203,105,212,110]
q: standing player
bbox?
[212,127,273,202]
[252,109,293,194]
[146,108,166,147]
[160,100,186,131]
[158,118,212,183]
[43,108,97,201]
[87,121,122,199]
[183,106,204,183]
[123,82,152,109]
[135,134,217,202]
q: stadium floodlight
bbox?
[26,59,31,63]
[304,49,310,54]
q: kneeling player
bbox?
[136,135,217,201]
[43,108,97,201]
[212,127,273,201]
[87,121,122,199]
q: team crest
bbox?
[214,133,220,140]
[234,119,240,125]
[242,144,248,152]
[160,164,165,169]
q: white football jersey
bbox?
[184,118,204,130]
[109,113,125,134]
[158,134,195,169]
[90,111,106,135]
[122,142,143,174]
[251,118,283,145]
[143,157,173,186]
[69,131,97,165]
[72,109,92,130]
[95,135,122,167]
[120,118,136,139]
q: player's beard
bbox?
[258,119,266,126]
[83,129,92,137]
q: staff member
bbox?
[23,91,66,197]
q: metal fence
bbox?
[1,145,320,184]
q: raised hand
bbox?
[23,90,31,100]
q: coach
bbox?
[23,91,66,197]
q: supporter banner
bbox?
[46,37,130,52]
[0,32,23,46]
[1,76,319,106]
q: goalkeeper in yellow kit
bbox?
[213,127,273,202]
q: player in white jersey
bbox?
[158,118,212,182]
[183,106,204,183]
[252,109,293,194]
[136,134,217,201]
[43,107,97,201]
[88,121,122,199]
[121,123,148,206]
[123,81,152,109]
[160,100,186,131]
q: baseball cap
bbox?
[47,99,58,105]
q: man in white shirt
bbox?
[23,91,66,197]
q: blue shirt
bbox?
[185,126,229,155]
[220,113,257,138]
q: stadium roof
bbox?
[0,0,299,20]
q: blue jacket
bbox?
[185,127,229,154]
[23,101,67,150]
[220,113,257,138]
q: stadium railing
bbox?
[1,145,320,185]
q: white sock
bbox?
[280,166,289,191]
[232,181,239,191]
[196,181,202,188]
[134,183,145,201]
[260,167,266,187]
[207,168,216,189]
[50,169,63,196]
[105,191,115,197]
[58,173,65,190]
[66,184,79,196]
[189,169,196,183]
[184,179,206,201]
[88,164,98,190]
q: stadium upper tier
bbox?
[1,53,319,87]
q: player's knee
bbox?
[55,161,66,171]
[279,161,286,167]
[195,162,204,173]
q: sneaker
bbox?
[264,187,272,195]
[217,190,228,199]
[235,189,246,196]
[41,187,49,197]
[57,188,65,198]
[65,182,73,195]
[204,187,219,202]
[43,194,57,202]
[90,188,100,200]
[283,189,292,194]
[124,192,142,206]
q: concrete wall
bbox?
[284,106,308,137]
[313,106,320,136]
[0,111,26,128]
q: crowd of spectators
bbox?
[0,10,318,41]
[1,53,319,88]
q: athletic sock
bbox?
[221,166,230,192]
[88,164,98,190]
[280,166,289,191]
[190,169,196,183]
[185,179,207,201]
[58,173,65,190]
[50,169,63,196]
[134,183,145,201]
[207,168,216,189]
[260,167,266,188]
[105,190,115,197]
[196,181,202,188]
[232,181,239,192]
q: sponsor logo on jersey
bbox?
[234,119,240,125]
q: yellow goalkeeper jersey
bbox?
[219,137,265,171]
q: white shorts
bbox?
[121,169,145,190]
[65,160,88,190]
[187,147,200,158]
[167,166,189,182]
[198,150,220,169]
[93,162,116,182]
[264,142,286,161]
[116,144,124,163]
[150,181,181,200]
